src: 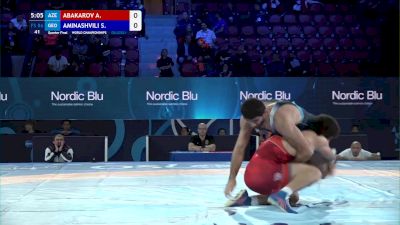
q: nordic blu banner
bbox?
[0,77,398,120]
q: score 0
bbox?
[129,10,142,31]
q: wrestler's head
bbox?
[241,98,267,128]
[309,114,340,140]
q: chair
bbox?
[206,3,218,12]
[299,15,312,24]
[314,15,327,27]
[339,38,353,50]
[33,61,48,77]
[106,62,121,76]
[241,26,255,37]
[259,38,273,48]
[354,51,369,61]
[228,37,241,47]
[256,26,270,36]
[284,15,297,24]
[288,26,302,37]
[308,38,322,50]
[339,4,350,13]
[269,14,281,24]
[251,62,265,76]
[354,38,368,49]
[319,26,333,37]
[272,25,286,37]
[323,38,337,50]
[109,37,123,48]
[37,48,52,62]
[365,27,378,37]
[243,38,257,49]
[236,3,250,13]
[126,50,139,62]
[303,26,317,38]
[125,37,138,50]
[344,15,356,24]
[335,63,347,76]
[292,38,305,50]
[350,26,364,37]
[248,50,262,62]
[309,4,322,13]
[227,26,239,37]
[324,4,337,14]
[88,62,103,76]
[318,63,334,76]
[312,50,327,62]
[329,15,343,26]
[181,62,198,77]
[110,49,122,62]
[125,63,139,77]
[343,50,356,61]
[297,51,310,62]
[329,51,344,62]
[276,38,289,49]
[335,26,348,38]
[279,50,290,60]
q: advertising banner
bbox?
[0,77,398,120]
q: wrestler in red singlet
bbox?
[244,135,294,196]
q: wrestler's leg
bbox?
[268,163,322,213]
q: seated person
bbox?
[218,128,227,136]
[51,120,81,136]
[180,126,191,136]
[21,120,41,134]
[336,141,380,160]
[44,134,73,163]
[188,123,216,152]
[48,48,69,76]
[351,124,360,133]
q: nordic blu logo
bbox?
[331,91,383,101]
[240,91,291,101]
[0,92,8,102]
[146,91,198,101]
[51,91,104,101]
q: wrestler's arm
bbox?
[273,105,313,162]
[313,136,336,178]
[228,117,252,180]
[314,136,335,161]
[224,117,252,197]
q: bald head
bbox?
[198,123,208,137]
[350,141,362,156]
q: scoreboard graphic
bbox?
[29,10,142,35]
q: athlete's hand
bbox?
[224,178,236,199]
[324,161,336,178]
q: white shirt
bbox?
[48,56,69,73]
[195,29,216,46]
[338,148,372,160]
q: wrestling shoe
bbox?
[224,189,251,207]
[268,191,298,213]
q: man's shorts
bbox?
[244,135,295,195]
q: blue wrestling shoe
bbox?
[268,191,298,214]
[225,189,251,207]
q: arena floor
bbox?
[1,161,399,225]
